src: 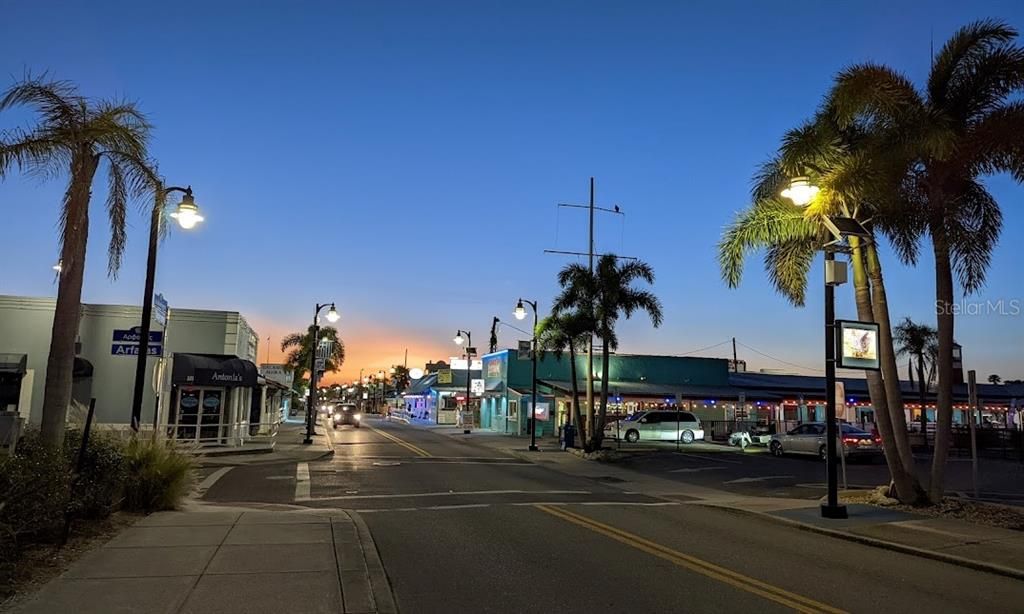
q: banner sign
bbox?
[836,320,881,370]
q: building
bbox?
[0,295,282,447]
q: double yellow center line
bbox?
[535,504,846,614]
[368,425,432,457]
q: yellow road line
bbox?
[535,504,846,614]
[367,425,432,457]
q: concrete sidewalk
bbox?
[196,421,335,468]
[12,508,396,614]
[415,423,1024,580]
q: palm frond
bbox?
[928,19,1018,109]
[763,239,817,306]
[830,63,925,129]
[718,197,820,288]
[946,180,1002,294]
[104,160,128,277]
[0,77,83,127]
[966,101,1024,182]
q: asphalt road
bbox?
[202,419,1024,613]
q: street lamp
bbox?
[304,301,339,444]
[781,176,863,520]
[454,330,473,434]
[515,299,540,451]
[377,370,386,413]
[130,186,204,433]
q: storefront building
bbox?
[401,367,482,425]
[0,295,280,447]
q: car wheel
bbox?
[680,430,695,444]
[819,445,828,461]
[332,424,337,430]
[770,441,784,457]
[625,429,640,443]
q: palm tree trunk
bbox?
[865,243,919,484]
[849,239,918,502]
[567,339,583,446]
[591,340,611,450]
[917,354,928,452]
[40,153,98,448]
[930,230,956,504]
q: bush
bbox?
[121,440,195,513]
[63,430,127,519]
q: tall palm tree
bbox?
[536,311,594,444]
[829,19,1024,502]
[554,255,663,450]
[893,317,938,446]
[391,365,411,395]
[720,119,925,503]
[280,326,346,381]
[0,77,158,447]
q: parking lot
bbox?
[608,439,1024,506]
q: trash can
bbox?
[561,423,576,450]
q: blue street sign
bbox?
[154,293,169,326]
[112,327,164,343]
[112,343,162,356]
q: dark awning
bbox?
[0,354,27,375]
[172,353,258,387]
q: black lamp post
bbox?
[304,302,339,444]
[130,186,204,433]
[453,330,473,434]
[515,299,540,451]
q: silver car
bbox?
[770,422,882,461]
[605,410,705,444]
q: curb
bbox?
[698,502,1024,582]
[349,511,399,614]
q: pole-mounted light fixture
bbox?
[168,187,205,230]
[780,176,819,207]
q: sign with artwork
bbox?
[836,320,880,370]
[437,369,453,384]
[533,401,550,421]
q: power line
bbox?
[676,339,733,356]
[735,341,824,374]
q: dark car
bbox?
[331,403,362,429]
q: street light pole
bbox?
[130,186,204,433]
[515,299,540,451]
[454,330,473,434]
[822,248,847,519]
[305,302,339,444]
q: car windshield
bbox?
[339,405,356,412]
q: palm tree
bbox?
[829,19,1024,502]
[554,255,663,450]
[988,374,1002,385]
[280,326,346,381]
[0,76,158,447]
[720,119,925,503]
[391,365,412,395]
[894,318,938,445]
[536,311,594,444]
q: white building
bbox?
[0,295,283,447]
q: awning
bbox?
[172,353,258,387]
[539,379,781,401]
[73,357,94,379]
[0,354,27,375]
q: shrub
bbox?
[62,430,127,519]
[121,440,195,513]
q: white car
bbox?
[605,410,705,444]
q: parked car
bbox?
[604,410,705,444]
[331,403,362,429]
[769,422,882,461]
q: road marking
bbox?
[368,425,432,457]
[197,467,233,494]
[669,467,726,473]
[295,462,311,502]
[350,501,675,513]
[535,504,847,614]
[724,475,795,484]
[305,489,590,502]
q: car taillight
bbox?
[873,437,882,444]
[842,437,859,444]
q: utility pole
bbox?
[587,177,595,441]
[732,337,738,372]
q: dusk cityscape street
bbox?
[3,2,1024,613]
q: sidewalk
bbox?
[196,421,335,468]
[11,508,397,614]
[424,424,1024,580]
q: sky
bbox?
[1,0,1023,384]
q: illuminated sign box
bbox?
[836,320,880,370]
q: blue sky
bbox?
[1,0,1022,381]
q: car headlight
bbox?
[354,413,362,420]
[334,413,341,420]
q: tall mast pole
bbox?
[586,177,595,443]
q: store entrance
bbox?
[175,387,227,444]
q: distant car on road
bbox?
[770,422,882,461]
[331,403,362,429]
[604,410,705,444]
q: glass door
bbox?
[176,388,201,441]
[199,389,224,444]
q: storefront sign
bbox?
[437,369,453,384]
[111,343,162,356]
[836,320,880,370]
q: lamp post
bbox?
[781,176,847,519]
[515,299,540,451]
[453,330,473,434]
[130,186,204,433]
[377,370,386,413]
[304,302,339,444]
